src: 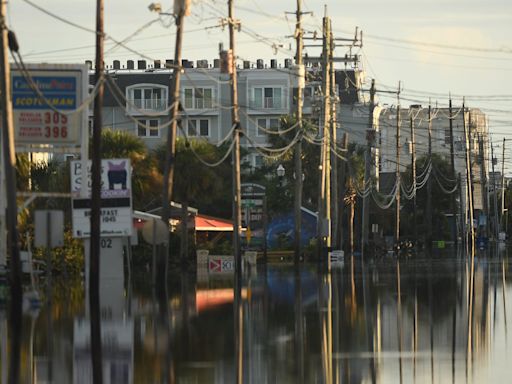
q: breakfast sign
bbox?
[70,159,133,238]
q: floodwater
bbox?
[0,248,511,383]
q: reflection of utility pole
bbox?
[491,141,500,239]
[479,134,488,237]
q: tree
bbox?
[97,128,162,211]
[155,138,228,260]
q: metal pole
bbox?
[0,4,22,383]
[501,138,506,229]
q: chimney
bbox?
[256,59,263,69]
[137,60,146,70]
[182,59,193,68]
[85,60,92,70]
[165,59,174,68]
[213,59,220,68]
[197,59,209,69]
[154,60,161,69]
[243,60,250,69]
[127,60,134,70]
[270,59,277,68]
[113,60,120,70]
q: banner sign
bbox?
[11,63,88,147]
[70,159,132,238]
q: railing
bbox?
[127,98,167,113]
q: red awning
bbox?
[195,215,233,232]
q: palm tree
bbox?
[155,138,224,261]
[98,129,162,210]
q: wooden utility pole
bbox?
[320,11,332,260]
[462,101,475,253]
[426,104,432,251]
[329,26,338,252]
[478,134,488,237]
[228,0,242,268]
[161,2,187,270]
[90,0,105,382]
[362,79,376,256]
[448,97,458,247]
[491,140,500,239]
[410,115,417,242]
[293,0,304,263]
[338,133,348,250]
[1,5,22,383]
[317,8,331,260]
[395,87,401,246]
[501,138,506,229]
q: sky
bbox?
[7,0,512,164]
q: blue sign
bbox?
[266,209,317,249]
[12,76,77,110]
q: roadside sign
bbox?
[34,210,64,248]
[70,159,132,238]
[11,63,88,148]
[208,256,235,273]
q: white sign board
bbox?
[11,63,88,148]
[70,159,133,238]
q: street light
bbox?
[277,164,285,178]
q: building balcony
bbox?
[126,98,168,115]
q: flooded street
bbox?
[1,249,511,383]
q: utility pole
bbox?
[491,140,500,239]
[1,4,22,383]
[329,26,338,252]
[227,0,242,268]
[161,1,187,270]
[463,101,475,253]
[478,134,488,238]
[320,11,332,261]
[426,104,432,252]
[90,0,105,382]
[395,84,401,246]
[338,133,348,250]
[500,138,506,235]
[410,115,417,243]
[293,0,304,263]
[362,79,376,256]
[448,97,458,247]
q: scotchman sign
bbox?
[70,159,133,238]
[11,63,88,147]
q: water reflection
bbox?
[1,249,512,383]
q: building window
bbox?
[127,84,167,112]
[256,118,280,136]
[252,87,283,109]
[183,87,213,109]
[136,118,159,137]
[186,119,210,137]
